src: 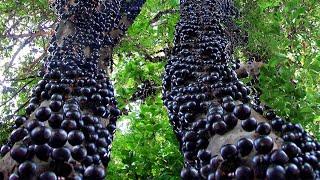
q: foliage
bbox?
[108,0,182,178]
[0,0,54,120]
[235,0,320,139]
[108,96,183,179]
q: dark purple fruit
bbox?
[235,166,253,180]
[200,165,211,179]
[271,117,284,131]
[35,144,52,161]
[68,174,83,180]
[281,142,301,158]
[51,147,71,162]
[233,104,251,120]
[270,150,289,164]
[266,165,285,180]
[255,122,271,135]
[48,113,63,128]
[197,150,211,162]
[10,145,28,163]
[212,121,228,135]
[215,169,228,180]
[222,101,235,112]
[92,154,101,165]
[18,161,36,178]
[220,144,238,160]
[65,111,81,121]
[285,163,300,179]
[39,171,57,180]
[86,143,97,155]
[0,145,11,156]
[300,163,315,179]
[49,129,68,148]
[83,156,94,166]
[61,120,77,132]
[237,138,253,157]
[15,116,27,127]
[54,162,73,177]
[241,117,257,132]
[8,173,19,180]
[35,107,52,121]
[265,111,276,120]
[30,126,52,145]
[68,130,85,145]
[208,173,215,180]
[9,128,28,143]
[183,131,198,142]
[180,167,200,180]
[26,120,44,132]
[84,165,105,179]
[71,145,87,161]
[252,155,270,178]
[223,113,238,130]
[254,136,274,154]
[49,100,62,112]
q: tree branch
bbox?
[150,9,179,25]
[0,79,35,108]
[5,36,36,71]
[3,75,39,82]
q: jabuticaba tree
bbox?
[0,0,145,179]
[162,0,320,179]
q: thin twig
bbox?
[4,75,38,82]
[0,79,35,107]
[150,9,179,24]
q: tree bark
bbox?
[163,0,319,179]
[0,0,145,179]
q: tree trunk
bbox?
[163,0,320,179]
[0,0,144,179]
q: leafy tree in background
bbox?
[0,0,319,179]
[236,0,320,139]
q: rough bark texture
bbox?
[163,0,320,179]
[0,0,145,179]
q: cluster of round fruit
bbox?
[0,0,124,179]
[163,0,320,179]
[120,0,146,21]
[131,80,157,101]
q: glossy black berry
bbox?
[237,138,253,157]
[68,130,85,146]
[10,145,28,163]
[233,104,251,120]
[51,147,71,162]
[30,126,52,145]
[84,165,106,179]
[49,129,68,148]
[241,117,257,132]
[39,171,57,180]
[35,107,52,121]
[270,150,289,165]
[254,136,274,154]
[266,165,285,180]
[220,144,238,160]
[180,167,199,180]
[18,161,37,178]
[255,122,271,135]
[235,166,253,180]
